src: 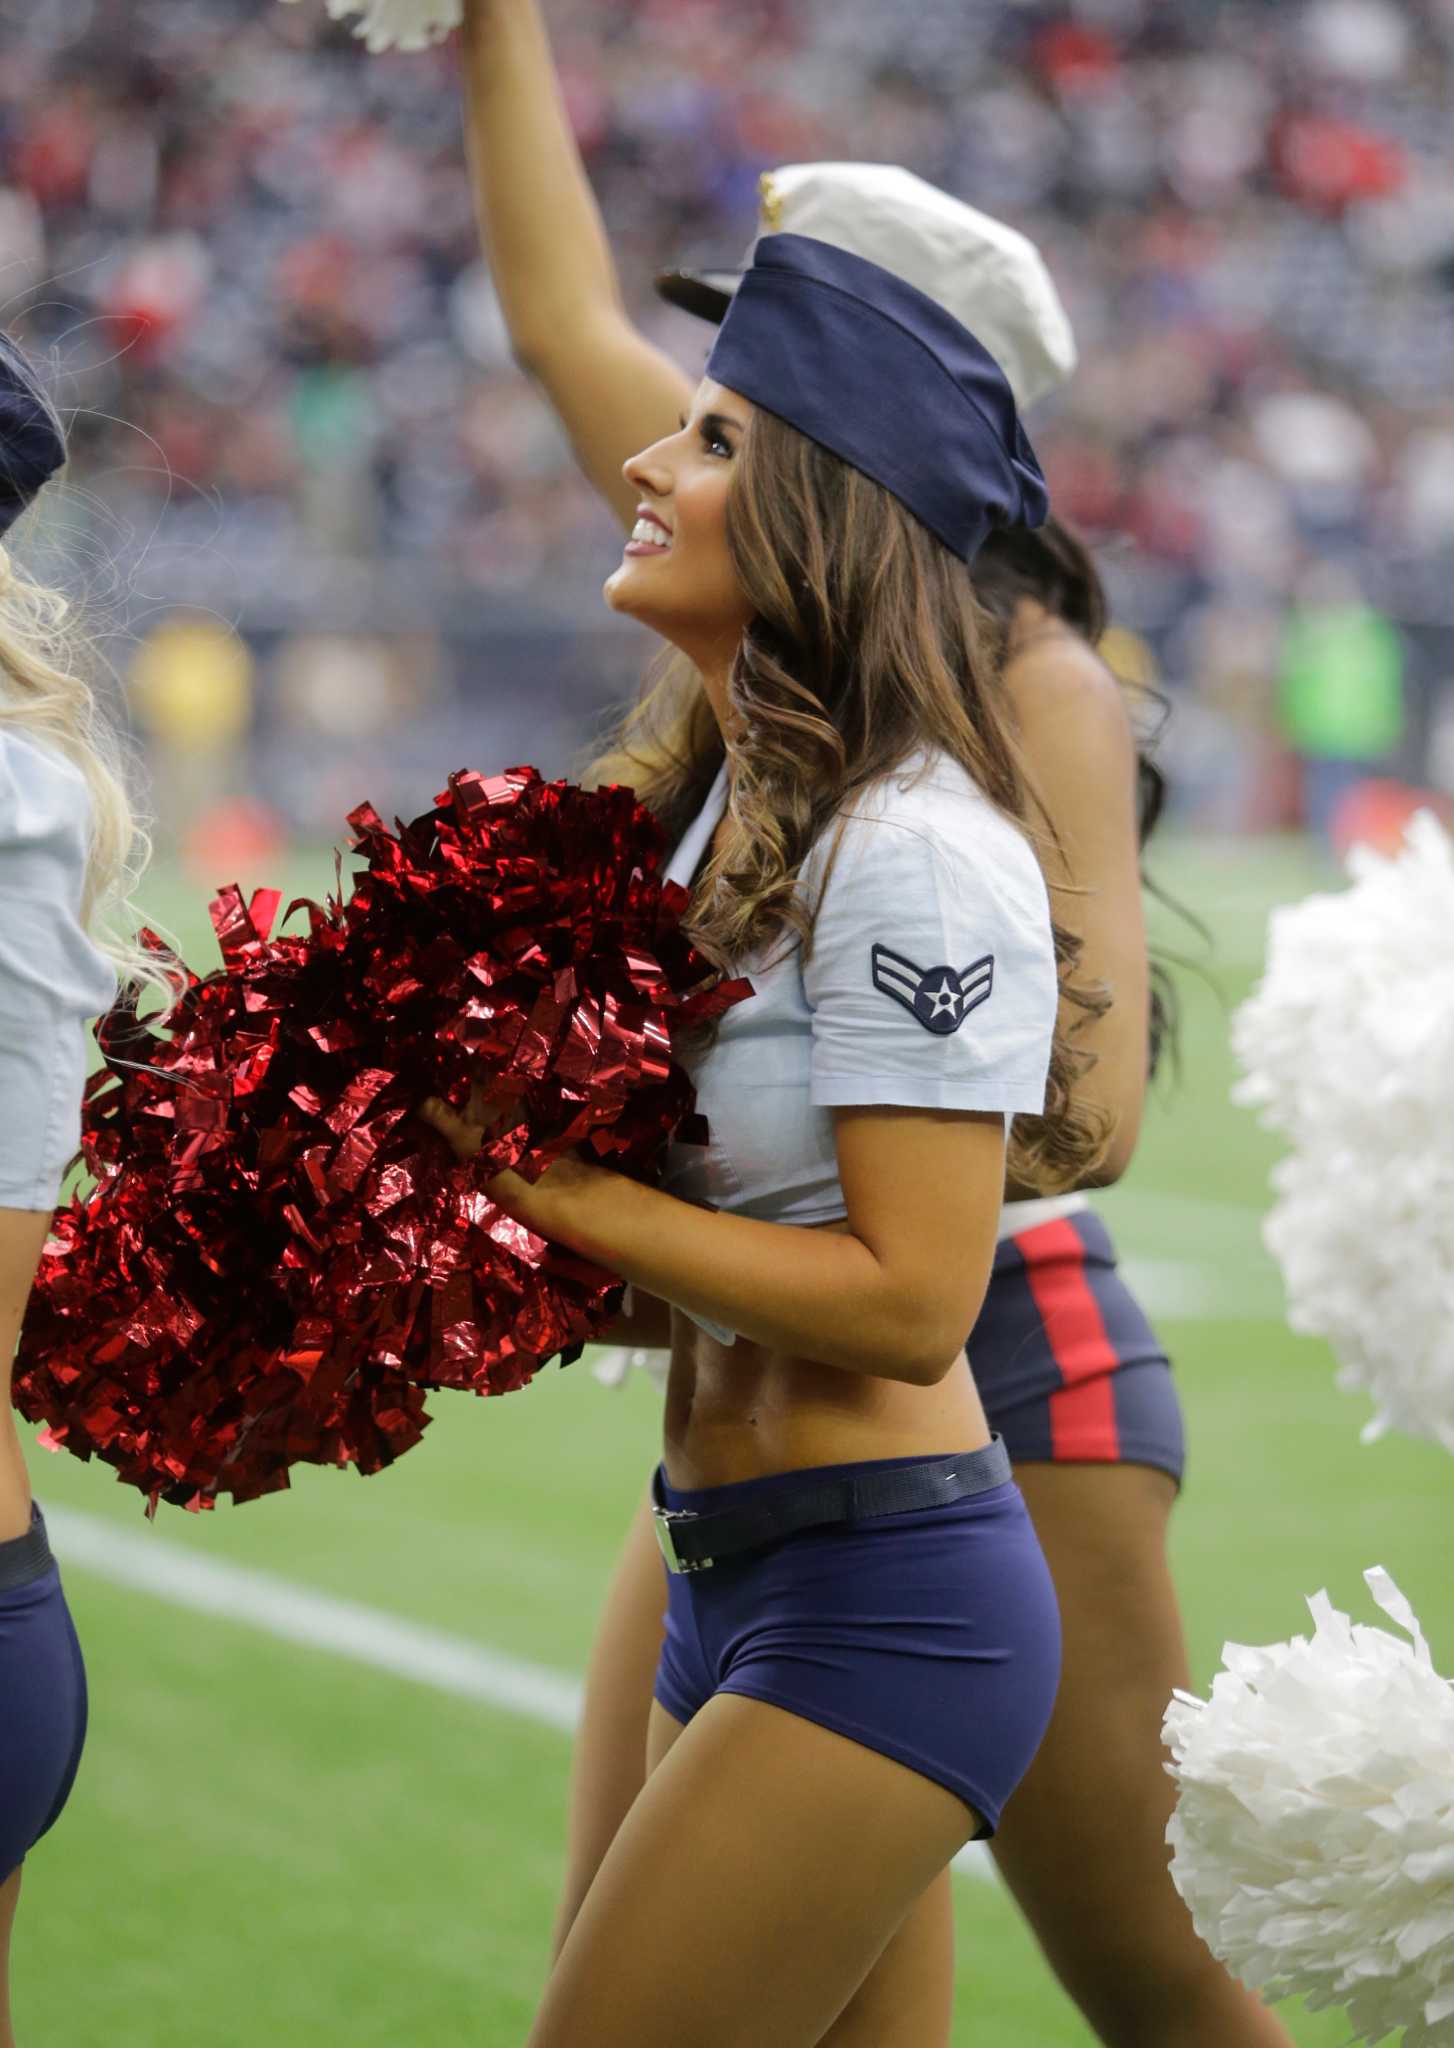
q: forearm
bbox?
[513,1162,957,1384]
[460,0,624,357]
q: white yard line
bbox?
[1096,1186,1263,1233]
[1119,1255,1284,1322]
[44,1504,997,1881]
[46,1505,582,1733]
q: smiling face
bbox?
[603,380,757,688]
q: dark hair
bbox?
[973,515,1181,1080]
[585,413,1111,1193]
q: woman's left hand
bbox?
[418,1087,597,1232]
[419,1082,516,1163]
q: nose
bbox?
[623,439,673,503]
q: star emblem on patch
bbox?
[870,943,994,1037]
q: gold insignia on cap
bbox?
[758,171,784,232]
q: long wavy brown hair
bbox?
[583,408,1109,1193]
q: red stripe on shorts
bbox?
[1018,1218,1122,1459]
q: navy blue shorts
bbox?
[0,1507,88,1882]
[972,1211,1186,1487]
[653,1451,1062,1837]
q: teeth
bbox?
[631,518,671,546]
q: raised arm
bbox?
[460,0,695,526]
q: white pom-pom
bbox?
[590,1347,670,1394]
[278,0,461,54]
[1232,813,1454,1450]
[1165,1568,1454,2045]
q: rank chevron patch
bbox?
[870,943,994,1037]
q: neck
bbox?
[696,662,736,741]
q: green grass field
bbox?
[14,835,1451,2046]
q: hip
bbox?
[0,1503,89,1879]
[654,1448,1062,1834]
[656,1448,1058,1668]
[970,1205,1169,1412]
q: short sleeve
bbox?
[0,732,117,1209]
[801,783,1057,1115]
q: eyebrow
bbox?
[680,411,742,438]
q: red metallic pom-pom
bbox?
[14,767,749,1511]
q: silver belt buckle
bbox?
[652,1505,713,1575]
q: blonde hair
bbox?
[583,408,1109,1194]
[0,537,175,1013]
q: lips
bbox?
[630,511,672,548]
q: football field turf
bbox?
[13,835,1450,2046]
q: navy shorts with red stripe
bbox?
[969,1209,1185,1487]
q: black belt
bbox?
[652,1437,1011,1575]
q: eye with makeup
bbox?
[681,413,737,460]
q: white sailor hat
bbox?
[656,161,1077,411]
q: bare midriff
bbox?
[660,1217,992,1490]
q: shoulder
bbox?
[0,725,116,1020]
[0,728,101,947]
[801,751,1051,963]
[817,750,1041,889]
[0,727,93,854]
[0,729,93,831]
[797,749,1059,1091]
[1005,624,1136,751]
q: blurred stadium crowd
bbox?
[3,0,1454,844]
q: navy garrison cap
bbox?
[0,333,66,542]
[705,233,1049,564]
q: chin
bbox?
[604,568,674,639]
[603,561,647,617]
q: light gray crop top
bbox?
[658,748,1058,1340]
[0,730,118,1210]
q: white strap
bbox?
[995,1191,1090,1243]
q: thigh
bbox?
[645,1694,687,1775]
[989,1462,1197,1985]
[646,1702,955,2048]
[818,1870,954,2048]
[551,1492,666,1956]
[649,1663,955,2048]
[531,1694,976,2048]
